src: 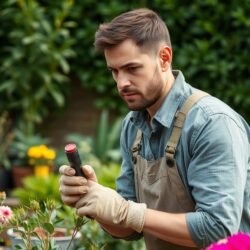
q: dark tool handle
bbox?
[65,144,86,177]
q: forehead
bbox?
[104,39,152,68]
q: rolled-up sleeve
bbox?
[185,112,249,248]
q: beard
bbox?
[126,92,160,111]
[120,66,164,111]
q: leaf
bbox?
[31,246,40,250]
[42,222,54,234]
[50,90,65,107]
[0,81,14,92]
[13,245,23,249]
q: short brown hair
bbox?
[94,8,171,52]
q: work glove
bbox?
[75,181,147,233]
[59,165,97,207]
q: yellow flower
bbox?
[28,146,42,159]
[44,149,56,160]
[27,144,56,166]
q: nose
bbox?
[116,72,131,90]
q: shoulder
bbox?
[189,95,246,130]
[183,94,249,148]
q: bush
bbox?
[0,0,75,135]
[11,174,61,204]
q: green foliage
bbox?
[94,110,123,163]
[0,112,14,169]
[0,0,75,135]
[11,174,61,204]
[9,129,49,166]
[79,220,145,250]
[96,163,121,190]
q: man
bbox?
[59,8,250,249]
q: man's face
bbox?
[104,39,167,112]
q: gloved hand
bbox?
[59,164,97,207]
[75,181,147,233]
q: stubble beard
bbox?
[125,93,159,111]
[124,67,163,111]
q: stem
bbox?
[66,227,78,250]
[66,217,88,250]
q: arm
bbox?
[59,164,140,239]
[99,222,135,238]
[182,111,249,247]
[99,210,195,246]
[143,210,195,247]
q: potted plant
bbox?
[9,130,55,187]
[0,192,87,250]
[27,144,56,177]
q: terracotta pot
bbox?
[11,166,34,188]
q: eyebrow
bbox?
[107,62,142,71]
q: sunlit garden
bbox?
[0,0,249,249]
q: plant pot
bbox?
[11,166,34,188]
[7,228,81,250]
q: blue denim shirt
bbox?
[116,70,250,248]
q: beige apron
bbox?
[131,92,208,250]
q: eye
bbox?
[127,66,139,73]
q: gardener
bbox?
[59,8,250,250]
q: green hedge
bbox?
[0,0,75,135]
[0,0,249,134]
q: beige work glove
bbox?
[75,181,147,233]
[59,164,98,207]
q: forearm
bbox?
[143,209,196,247]
[100,208,196,247]
[99,221,136,238]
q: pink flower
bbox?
[206,233,250,250]
[0,205,13,225]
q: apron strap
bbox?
[131,129,143,164]
[166,91,209,163]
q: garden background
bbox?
[0,0,249,249]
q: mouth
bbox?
[122,92,137,97]
[121,92,139,100]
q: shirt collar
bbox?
[130,70,187,130]
[154,70,186,128]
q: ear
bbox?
[159,46,172,72]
